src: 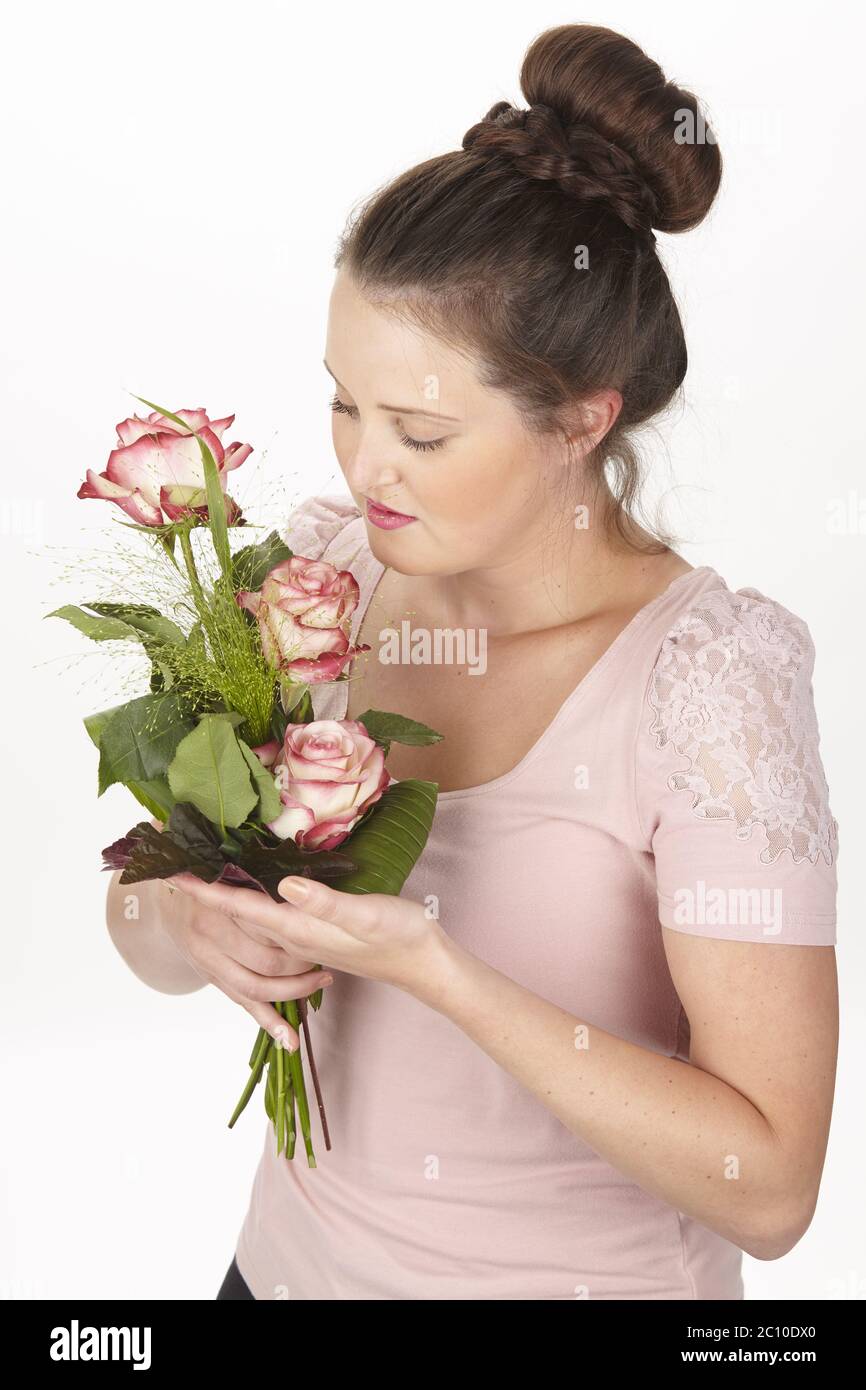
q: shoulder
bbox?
[646,582,819,739]
[281,491,362,561]
[637,580,837,869]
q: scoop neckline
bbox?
[340,529,719,802]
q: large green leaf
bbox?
[230,531,292,592]
[84,701,129,748]
[333,779,438,895]
[84,701,176,818]
[48,602,186,656]
[167,714,258,829]
[97,692,195,796]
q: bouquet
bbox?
[50,396,441,1166]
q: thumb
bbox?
[277,875,354,924]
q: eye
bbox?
[398,431,446,454]
[329,392,358,419]
[330,392,446,451]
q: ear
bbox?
[559,388,623,459]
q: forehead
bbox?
[325,269,479,412]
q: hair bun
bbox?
[464,24,721,235]
[462,100,662,236]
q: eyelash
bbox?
[329,393,446,453]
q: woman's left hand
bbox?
[165,872,448,996]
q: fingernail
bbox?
[320,974,334,987]
[279,876,309,901]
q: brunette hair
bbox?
[335,24,722,553]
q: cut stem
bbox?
[281,998,316,1167]
[228,1027,271,1128]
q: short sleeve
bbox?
[635,586,838,945]
[281,492,361,562]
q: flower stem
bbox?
[287,1079,297,1159]
[228,1027,270,1128]
[276,1011,286,1155]
[281,998,317,1167]
[178,525,211,628]
[298,996,331,1151]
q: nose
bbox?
[342,446,404,502]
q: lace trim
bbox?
[647,588,837,866]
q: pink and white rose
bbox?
[253,719,391,850]
[237,554,370,684]
[77,406,252,526]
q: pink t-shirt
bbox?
[234,493,839,1300]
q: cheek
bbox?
[426,431,538,516]
[331,417,350,463]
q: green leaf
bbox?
[187,621,206,660]
[149,660,175,693]
[270,702,289,745]
[199,443,230,579]
[197,709,246,728]
[129,395,191,433]
[125,778,175,821]
[167,715,258,829]
[98,692,196,796]
[230,531,292,593]
[281,679,312,722]
[84,701,177,817]
[47,604,143,643]
[238,739,283,823]
[333,779,438,895]
[354,709,444,758]
[84,602,186,646]
[159,531,178,565]
[84,701,130,748]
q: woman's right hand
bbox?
[151,820,333,1049]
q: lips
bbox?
[364,496,417,530]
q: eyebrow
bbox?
[323,359,462,424]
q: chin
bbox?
[363,525,442,577]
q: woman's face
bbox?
[324,269,605,578]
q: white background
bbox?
[2,0,863,1300]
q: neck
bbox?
[401,486,676,639]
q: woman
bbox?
[107,23,839,1300]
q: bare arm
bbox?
[416,927,838,1262]
[159,872,839,1261]
[106,869,207,995]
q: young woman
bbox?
[107,24,839,1301]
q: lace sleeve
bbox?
[635,586,838,944]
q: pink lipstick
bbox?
[365,496,417,530]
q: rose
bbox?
[77,407,252,526]
[254,719,391,850]
[237,555,370,683]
